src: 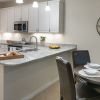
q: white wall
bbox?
[64,0,100,63]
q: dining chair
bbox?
[72,50,90,68]
[72,50,100,97]
[56,56,100,100]
[72,50,90,81]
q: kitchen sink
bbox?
[19,48,39,52]
[24,42,34,45]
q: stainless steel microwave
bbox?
[14,21,28,32]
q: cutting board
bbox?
[0,53,24,60]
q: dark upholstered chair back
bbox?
[56,57,76,100]
[72,50,90,68]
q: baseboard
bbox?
[22,77,59,100]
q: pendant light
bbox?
[45,0,51,11]
[16,0,23,4]
[32,1,39,8]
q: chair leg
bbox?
[60,96,63,100]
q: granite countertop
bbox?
[0,44,77,66]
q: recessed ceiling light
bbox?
[16,0,23,4]
[32,1,39,8]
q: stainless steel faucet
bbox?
[30,36,38,50]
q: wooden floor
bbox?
[30,82,60,100]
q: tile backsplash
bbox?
[0,32,64,43]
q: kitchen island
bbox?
[0,44,76,100]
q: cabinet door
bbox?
[0,8,8,32]
[49,1,59,32]
[28,4,38,32]
[14,6,21,21]
[38,2,50,32]
[7,7,14,32]
[22,5,29,21]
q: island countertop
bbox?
[0,44,77,66]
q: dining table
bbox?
[74,66,100,86]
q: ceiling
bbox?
[0,0,46,8]
[0,0,33,8]
[0,0,46,2]
[0,0,12,2]
[0,0,63,8]
[0,0,51,2]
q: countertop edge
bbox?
[0,44,77,66]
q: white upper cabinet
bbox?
[38,2,50,32]
[28,4,38,33]
[0,8,8,32]
[39,0,64,33]
[49,0,64,33]
[22,5,29,21]
[49,1,59,32]
[1,7,14,33]
[7,7,14,32]
[14,6,21,21]
[0,0,64,33]
[14,5,29,21]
